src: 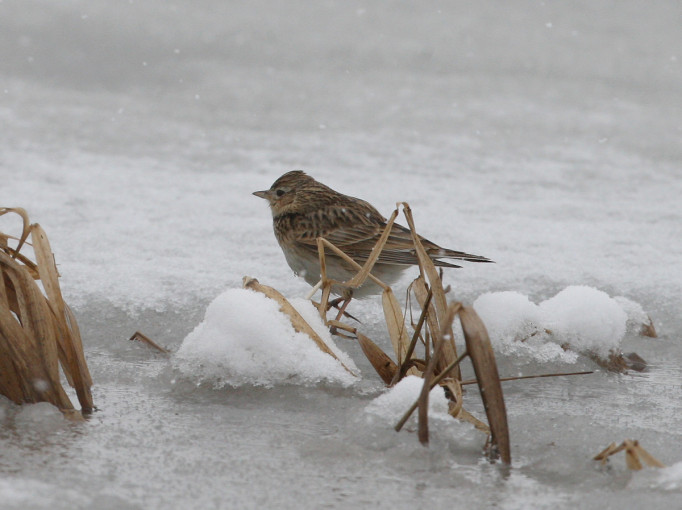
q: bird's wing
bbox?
[292,200,388,252]
[293,202,492,267]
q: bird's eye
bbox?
[275,189,285,197]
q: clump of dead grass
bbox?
[0,208,93,418]
[594,439,665,470]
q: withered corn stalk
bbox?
[0,208,93,417]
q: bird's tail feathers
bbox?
[433,248,493,264]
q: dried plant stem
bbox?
[594,439,664,469]
[129,331,170,353]
[401,204,459,373]
[391,287,433,385]
[417,302,462,444]
[459,371,594,386]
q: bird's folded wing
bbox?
[293,208,443,266]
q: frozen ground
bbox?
[1,1,681,508]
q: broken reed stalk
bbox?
[594,440,665,470]
[402,203,461,380]
[459,371,594,386]
[418,302,461,444]
[129,331,170,353]
[391,286,433,385]
[0,207,94,416]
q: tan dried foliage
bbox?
[311,202,511,463]
[0,208,93,417]
[594,440,664,470]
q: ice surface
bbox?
[474,285,633,361]
[174,288,357,388]
[1,0,681,509]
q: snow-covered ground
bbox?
[1,1,681,508]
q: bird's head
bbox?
[253,170,332,216]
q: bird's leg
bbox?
[333,296,356,323]
[329,291,361,335]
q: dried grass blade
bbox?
[454,408,491,434]
[624,440,643,470]
[243,277,357,377]
[0,267,8,311]
[64,304,94,389]
[0,208,31,256]
[593,442,619,462]
[356,332,398,385]
[0,326,32,403]
[635,444,665,468]
[412,276,459,378]
[402,205,460,376]
[401,203,448,317]
[381,289,410,361]
[129,331,170,354]
[392,285,432,384]
[3,259,59,379]
[31,224,66,317]
[459,305,511,464]
[417,302,460,445]
[31,224,93,410]
[14,264,70,404]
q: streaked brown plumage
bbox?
[253,170,492,297]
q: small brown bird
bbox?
[253,171,492,298]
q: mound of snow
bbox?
[174,288,358,388]
[365,375,451,423]
[629,461,682,491]
[474,285,643,363]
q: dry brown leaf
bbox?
[381,288,411,366]
[460,306,511,464]
[356,333,397,385]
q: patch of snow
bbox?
[174,288,358,388]
[365,375,451,423]
[474,285,635,362]
[629,461,682,492]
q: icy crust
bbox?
[365,375,451,423]
[174,289,358,388]
[473,286,644,363]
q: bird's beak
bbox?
[252,190,269,199]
